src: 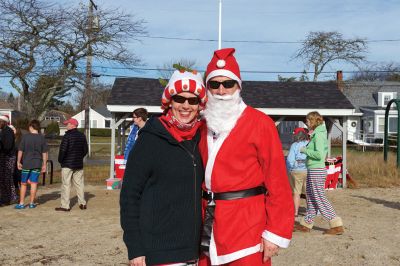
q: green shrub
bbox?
[45,122,60,136]
[77,128,117,137]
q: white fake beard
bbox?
[203,90,243,135]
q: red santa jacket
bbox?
[199,105,294,265]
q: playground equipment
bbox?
[383,99,400,168]
[41,160,54,186]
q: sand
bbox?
[1,185,399,265]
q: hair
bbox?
[133,108,148,122]
[306,111,324,130]
[293,131,309,142]
[29,119,41,132]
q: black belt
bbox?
[202,186,267,201]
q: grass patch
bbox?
[47,165,110,186]
[331,147,399,188]
[46,142,398,189]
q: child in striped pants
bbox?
[294,111,344,235]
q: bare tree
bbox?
[158,59,197,86]
[351,62,400,81]
[293,31,367,81]
[0,0,146,120]
[74,81,111,110]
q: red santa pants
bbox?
[199,252,271,266]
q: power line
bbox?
[1,69,399,78]
[138,35,400,44]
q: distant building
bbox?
[72,106,112,129]
[341,82,400,144]
[41,110,72,135]
[0,100,15,122]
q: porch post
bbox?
[109,113,116,179]
[342,117,348,188]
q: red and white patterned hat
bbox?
[161,70,207,110]
[205,48,241,88]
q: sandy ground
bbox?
[1,185,399,266]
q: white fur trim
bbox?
[205,130,228,190]
[262,230,291,248]
[206,69,242,88]
[0,115,9,123]
[210,227,261,265]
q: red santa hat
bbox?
[293,127,308,135]
[0,114,9,123]
[205,48,242,88]
[161,69,207,110]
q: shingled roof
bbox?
[241,81,353,109]
[108,77,163,106]
[108,77,354,112]
[342,81,400,112]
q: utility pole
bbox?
[84,0,97,157]
[218,0,222,49]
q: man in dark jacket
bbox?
[55,118,88,212]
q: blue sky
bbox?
[1,0,399,93]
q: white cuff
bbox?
[262,230,291,248]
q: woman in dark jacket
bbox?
[120,69,207,266]
[0,114,17,206]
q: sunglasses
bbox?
[208,80,237,90]
[172,95,200,105]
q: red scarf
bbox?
[159,109,202,142]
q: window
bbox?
[364,120,373,133]
[105,120,110,128]
[92,120,97,128]
[45,116,60,121]
[384,95,392,106]
[389,117,397,133]
[378,116,398,133]
[379,92,395,107]
[378,117,385,132]
[81,120,84,127]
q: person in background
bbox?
[15,119,48,209]
[294,111,344,235]
[198,48,294,266]
[120,69,207,266]
[0,114,18,206]
[123,108,148,160]
[13,126,25,195]
[55,118,88,212]
[286,127,309,217]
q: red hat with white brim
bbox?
[205,48,241,88]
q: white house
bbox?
[341,82,400,144]
[72,106,112,129]
[0,100,14,122]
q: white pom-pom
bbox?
[216,59,226,68]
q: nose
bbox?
[181,100,191,108]
[216,85,226,95]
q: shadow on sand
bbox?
[36,191,96,207]
[352,195,400,210]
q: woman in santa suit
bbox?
[120,69,207,266]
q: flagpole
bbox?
[218,0,222,49]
